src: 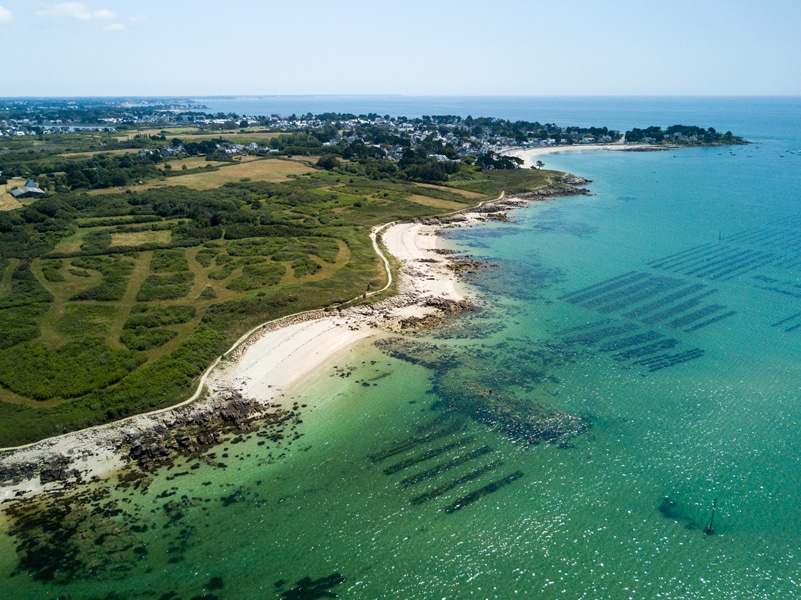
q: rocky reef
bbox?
[1,390,307,586]
[376,336,589,446]
[425,183,592,227]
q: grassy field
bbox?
[405,195,468,210]
[110,230,173,247]
[50,229,89,254]
[115,127,201,141]
[93,158,316,193]
[0,193,22,212]
[416,183,486,199]
[1,178,30,206]
[156,156,244,171]
[0,158,562,446]
[176,132,280,142]
[115,129,280,143]
[60,148,141,159]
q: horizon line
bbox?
[2,94,801,100]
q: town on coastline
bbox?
[1,98,745,193]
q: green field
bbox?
[105,157,316,193]
[0,137,566,446]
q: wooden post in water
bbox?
[703,498,717,535]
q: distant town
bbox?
[1,98,744,155]
[0,98,746,196]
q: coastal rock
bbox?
[423,185,592,230]
[0,454,83,487]
[559,174,592,186]
[1,184,587,504]
[115,389,299,471]
[514,186,591,200]
[450,257,494,277]
[393,299,475,331]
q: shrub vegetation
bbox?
[136,272,194,301]
[227,263,285,291]
[150,249,189,272]
[0,338,146,400]
[0,138,561,445]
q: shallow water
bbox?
[3,97,801,599]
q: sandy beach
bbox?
[183,141,668,445]
[0,219,470,504]
[0,138,632,505]
[506,142,664,168]
[205,220,466,404]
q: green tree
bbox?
[317,155,340,170]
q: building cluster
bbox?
[309,115,619,161]
[1,99,624,162]
[0,118,118,137]
[123,112,621,164]
[2,101,633,181]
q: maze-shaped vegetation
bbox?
[55,304,117,337]
[69,256,135,301]
[0,163,558,445]
[227,263,285,291]
[120,304,196,351]
[136,272,195,301]
[150,249,189,272]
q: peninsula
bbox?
[0,98,746,454]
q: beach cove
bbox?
[0,218,465,502]
[0,180,599,598]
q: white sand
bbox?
[211,316,374,405]
[506,142,664,168]
[0,221,465,503]
[3,157,611,505]
[208,221,464,402]
[382,222,463,312]
[0,156,611,505]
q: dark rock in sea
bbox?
[375,336,589,445]
[0,453,85,489]
[393,298,476,332]
[659,496,680,519]
[278,572,346,599]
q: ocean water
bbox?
[194,94,798,132]
[2,97,801,599]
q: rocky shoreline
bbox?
[0,251,477,503]
[0,391,300,494]
[425,180,592,226]
[0,183,591,506]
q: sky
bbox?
[1,0,800,97]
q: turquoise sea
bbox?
[2,97,801,599]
